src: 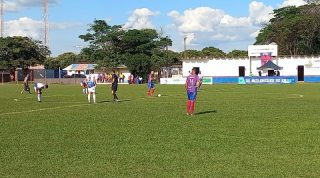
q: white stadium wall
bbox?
[182,56,320,77]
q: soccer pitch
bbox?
[1,84,320,177]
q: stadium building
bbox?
[161,45,320,84]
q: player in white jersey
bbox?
[34,83,48,102]
[87,74,97,103]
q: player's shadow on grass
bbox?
[195,110,217,115]
[98,99,132,103]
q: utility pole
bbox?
[43,0,49,47]
[1,0,4,37]
[183,36,187,51]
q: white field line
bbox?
[0,103,90,116]
[14,95,73,101]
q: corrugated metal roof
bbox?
[63,64,96,71]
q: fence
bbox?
[32,69,85,84]
[0,71,10,84]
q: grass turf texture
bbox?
[0,84,320,177]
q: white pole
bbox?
[59,67,61,84]
[249,56,252,74]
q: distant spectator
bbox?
[119,73,125,83]
[21,74,31,94]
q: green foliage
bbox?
[305,0,320,4]
[202,47,226,58]
[79,19,175,76]
[179,47,232,59]
[124,53,152,79]
[44,52,78,69]
[255,4,320,55]
[79,19,124,68]
[227,50,248,58]
[151,50,180,71]
[0,36,50,70]
[121,29,159,56]
[180,49,202,58]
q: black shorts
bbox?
[112,84,118,91]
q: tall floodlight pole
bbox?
[183,36,187,51]
[183,36,187,60]
[1,0,4,37]
[43,0,49,47]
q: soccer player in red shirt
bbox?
[185,68,200,116]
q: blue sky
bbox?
[3,0,307,56]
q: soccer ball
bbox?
[158,94,161,97]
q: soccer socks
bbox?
[37,94,41,102]
[186,100,196,115]
[187,100,191,114]
[151,88,155,95]
[113,94,119,101]
[88,94,96,103]
[93,94,96,103]
[190,101,196,115]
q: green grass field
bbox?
[1,83,320,177]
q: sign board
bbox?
[248,45,278,57]
[239,76,296,85]
[202,77,213,84]
[160,78,186,85]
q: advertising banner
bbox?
[261,52,272,66]
[239,77,296,85]
[202,77,213,84]
[248,45,278,57]
[160,78,186,84]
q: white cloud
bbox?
[166,0,305,51]
[249,1,274,25]
[124,8,159,29]
[5,17,42,39]
[167,3,266,50]
[168,7,225,33]
[220,15,250,27]
[4,0,58,12]
[280,0,307,7]
[4,17,82,43]
[250,30,261,38]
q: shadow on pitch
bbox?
[195,110,217,115]
[98,99,132,104]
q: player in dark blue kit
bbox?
[111,70,119,102]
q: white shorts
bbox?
[88,87,96,93]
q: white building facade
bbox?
[182,56,320,78]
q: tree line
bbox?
[255,3,320,55]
